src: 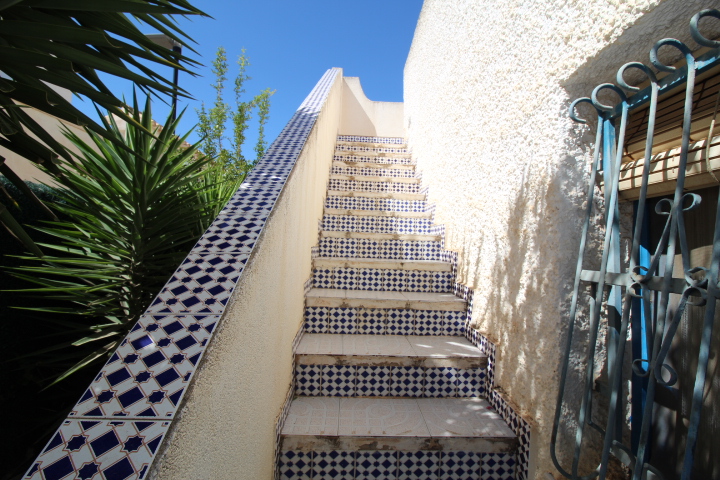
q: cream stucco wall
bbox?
[149,72,343,480]
[403,1,715,478]
[339,77,404,137]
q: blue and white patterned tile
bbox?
[481,453,516,480]
[405,270,432,293]
[357,309,387,334]
[357,268,384,291]
[356,366,391,397]
[295,365,322,396]
[279,450,312,480]
[356,451,397,480]
[397,451,438,480]
[321,365,355,397]
[457,368,486,398]
[192,216,264,253]
[425,367,458,397]
[24,419,169,480]
[327,308,356,334]
[146,254,248,314]
[415,311,443,335]
[313,268,334,289]
[313,451,355,480]
[390,367,424,397]
[387,309,414,335]
[334,267,357,290]
[384,269,406,292]
[70,314,220,419]
[443,311,464,336]
[304,307,328,334]
[439,451,481,480]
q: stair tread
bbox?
[307,288,463,303]
[330,174,420,184]
[323,208,431,218]
[296,334,483,358]
[281,396,515,440]
[327,190,425,200]
[314,257,451,271]
[305,288,465,311]
[333,160,415,170]
[320,231,440,241]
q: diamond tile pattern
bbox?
[70,314,220,419]
[25,68,343,477]
[147,254,248,314]
[24,420,169,480]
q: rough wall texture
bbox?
[403,1,714,478]
[150,74,342,480]
[339,77,404,137]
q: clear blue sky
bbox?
[75,0,424,158]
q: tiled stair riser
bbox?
[325,196,427,213]
[331,166,418,179]
[318,238,443,261]
[334,154,415,166]
[335,145,409,154]
[313,267,452,293]
[328,179,420,194]
[279,450,517,480]
[321,215,433,235]
[295,364,486,398]
[336,135,406,144]
[304,307,464,336]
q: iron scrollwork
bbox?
[552,9,720,480]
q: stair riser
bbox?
[336,135,406,145]
[295,364,486,398]
[318,238,443,261]
[331,166,418,179]
[329,179,420,194]
[325,196,427,213]
[304,307,464,336]
[334,154,414,165]
[279,450,518,480]
[313,267,453,293]
[336,145,409,154]
[322,215,433,235]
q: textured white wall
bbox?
[149,73,343,480]
[339,77,404,137]
[404,1,714,478]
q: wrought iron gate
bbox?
[551,9,720,480]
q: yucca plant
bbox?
[0,0,207,253]
[7,95,234,386]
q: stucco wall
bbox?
[403,1,714,478]
[339,77,404,137]
[150,72,343,480]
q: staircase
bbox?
[277,136,519,480]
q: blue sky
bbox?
[75,0,423,159]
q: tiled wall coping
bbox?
[25,68,344,480]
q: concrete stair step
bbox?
[305,289,465,311]
[296,334,486,368]
[328,178,420,195]
[321,214,433,235]
[327,190,426,201]
[320,231,440,242]
[334,151,414,163]
[324,208,431,218]
[333,160,415,171]
[335,145,409,155]
[318,237,443,261]
[325,195,428,214]
[330,173,420,184]
[280,397,517,452]
[314,257,450,271]
[312,260,453,293]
